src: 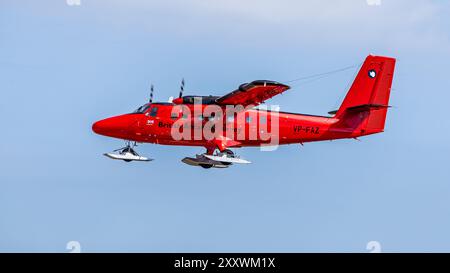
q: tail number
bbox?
[293,126,319,134]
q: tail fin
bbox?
[335,55,396,134]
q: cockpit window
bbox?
[149,107,158,117]
[133,104,151,114]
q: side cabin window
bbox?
[260,116,267,124]
[205,112,219,121]
[171,111,179,120]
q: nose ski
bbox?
[103,141,153,162]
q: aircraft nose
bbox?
[92,115,134,137]
[92,119,107,135]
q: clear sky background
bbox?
[1,0,450,252]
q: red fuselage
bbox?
[92,103,367,149]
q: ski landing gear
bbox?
[104,141,152,162]
[181,149,251,169]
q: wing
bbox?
[216,80,290,107]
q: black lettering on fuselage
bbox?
[293,125,320,134]
[158,121,172,128]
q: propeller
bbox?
[149,84,154,103]
[179,78,185,98]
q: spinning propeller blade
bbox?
[149,84,154,103]
[179,78,185,98]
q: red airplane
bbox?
[92,55,396,168]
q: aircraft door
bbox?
[142,105,159,141]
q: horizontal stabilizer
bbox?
[346,104,390,112]
[328,110,338,115]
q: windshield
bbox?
[133,104,151,114]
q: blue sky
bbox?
[1,0,450,252]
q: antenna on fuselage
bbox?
[149,84,154,103]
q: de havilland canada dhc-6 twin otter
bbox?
[92,55,396,168]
